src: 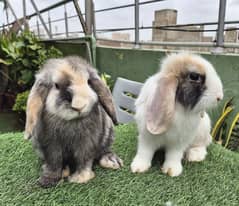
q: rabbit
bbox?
[25,56,123,187]
[131,52,223,177]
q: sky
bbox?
[0,0,239,41]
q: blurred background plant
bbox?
[12,90,29,113]
[0,31,62,93]
[100,72,114,91]
[0,31,62,111]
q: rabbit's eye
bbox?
[55,83,60,89]
[188,72,200,82]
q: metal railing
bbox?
[1,0,239,52]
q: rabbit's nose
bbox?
[216,94,223,102]
[71,104,86,112]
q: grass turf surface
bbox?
[0,124,239,206]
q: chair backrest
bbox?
[112,77,143,123]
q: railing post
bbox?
[135,0,140,47]
[64,4,69,37]
[72,0,87,34]
[30,0,52,38]
[48,11,52,37]
[85,0,93,35]
[36,18,40,37]
[6,8,9,29]
[214,0,227,53]
[5,0,23,31]
[92,1,96,38]
[23,0,27,30]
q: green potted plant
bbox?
[0,31,62,131]
[0,31,62,108]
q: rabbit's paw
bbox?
[99,152,123,169]
[186,146,207,162]
[68,169,95,184]
[38,175,61,188]
[62,166,70,178]
[161,161,182,177]
[24,131,31,140]
[131,157,151,173]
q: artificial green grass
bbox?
[0,124,239,206]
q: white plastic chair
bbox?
[112,77,143,123]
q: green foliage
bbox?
[100,72,114,91]
[0,31,62,94]
[211,97,239,152]
[12,90,29,112]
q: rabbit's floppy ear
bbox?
[24,79,51,139]
[146,74,178,135]
[88,69,118,125]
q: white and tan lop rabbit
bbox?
[131,53,223,177]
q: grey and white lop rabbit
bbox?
[25,56,123,187]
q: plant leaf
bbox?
[0,58,11,65]
[28,44,41,50]
[20,70,33,84]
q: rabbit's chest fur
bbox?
[137,103,201,150]
[159,104,200,149]
[32,103,113,163]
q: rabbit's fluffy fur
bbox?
[131,53,223,176]
[25,56,122,187]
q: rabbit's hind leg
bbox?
[99,152,123,169]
